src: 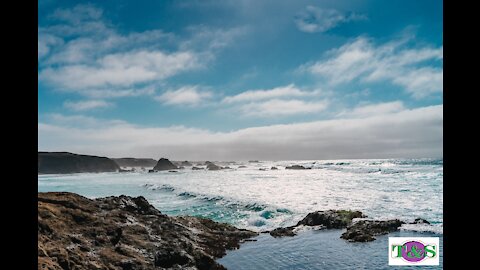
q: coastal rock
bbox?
[192,166,204,170]
[238,166,247,168]
[38,192,257,270]
[411,218,431,225]
[285,165,310,170]
[180,161,193,166]
[206,163,222,171]
[296,210,365,229]
[113,158,157,168]
[270,210,365,238]
[340,219,404,242]
[38,152,120,174]
[269,227,296,237]
[153,158,178,171]
[271,167,278,170]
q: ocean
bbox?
[38,158,443,269]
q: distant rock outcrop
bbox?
[152,158,178,171]
[180,161,193,166]
[192,166,204,170]
[206,163,222,171]
[285,165,310,170]
[38,192,257,270]
[112,158,157,168]
[38,152,120,174]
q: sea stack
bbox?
[152,158,178,171]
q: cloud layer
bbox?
[39,105,442,160]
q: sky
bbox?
[38,0,443,160]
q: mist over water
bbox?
[38,158,443,234]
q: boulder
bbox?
[271,167,278,170]
[340,219,404,242]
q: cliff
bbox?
[38,152,120,174]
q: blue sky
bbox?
[38,0,443,160]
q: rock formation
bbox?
[152,158,178,171]
[38,152,120,174]
[38,192,257,270]
[285,165,310,170]
[113,158,157,168]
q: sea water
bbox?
[38,158,443,269]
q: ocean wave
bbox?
[400,223,443,235]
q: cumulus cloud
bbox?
[222,84,320,103]
[302,36,443,98]
[39,105,442,160]
[294,6,367,33]
[38,4,242,99]
[240,99,328,117]
[155,86,213,106]
[64,100,113,111]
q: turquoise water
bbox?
[38,158,443,269]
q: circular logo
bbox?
[401,241,426,262]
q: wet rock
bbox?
[192,166,204,170]
[296,210,365,229]
[341,219,404,242]
[271,167,278,170]
[269,227,296,237]
[38,192,257,270]
[411,218,431,225]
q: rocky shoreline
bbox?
[38,192,257,270]
[38,193,433,269]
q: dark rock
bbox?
[238,166,247,168]
[271,167,278,170]
[269,227,296,237]
[248,160,260,163]
[411,218,431,225]
[169,170,178,173]
[259,168,267,171]
[341,219,404,242]
[148,169,155,173]
[38,192,257,270]
[206,163,222,171]
[112,158,157,168]
[285,165,311,170]
[38,152,120,174]
[153,158,178,171]
[180,161,193,166]
[192,166,204,170]
[296,210,365,229]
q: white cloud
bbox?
[294,6,367,33]
[337,101,405,118]
[223,84,320,103]
[240,99,328,117]
[38,4,240,100]
[303,36,443,98]
[155,86,213,106]
[40,50,200,90]
[64,100,113,111]
[38,105,443,160]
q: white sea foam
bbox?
[38,158,443,233]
